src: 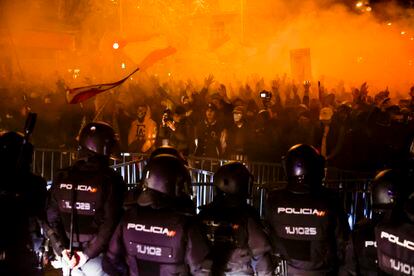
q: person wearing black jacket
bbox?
[225,105,252,161]
[342,169,404,276]
[158,105,192,156]
[194,103,226,159]
[103,152,211,276]
[265,144,349,275]
[0,131,47,276]
[46,122,126,276]
[197,162,274,275]
[374,168,414,276]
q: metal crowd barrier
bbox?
[187,156,287,184]
[33,150,286,185]
[189,167,215,210]
[112,159,147,187]
[324,167,374,228]
[33,149,373,227]
[32,149,77,185]
[33,149,147,184]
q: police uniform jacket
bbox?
[265,188,350,275]
[46,157,126,259]
[197,196,273,276]
[343,217,381,276]
[103,191,211,276]
[375,219,414,276]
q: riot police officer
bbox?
[46,122,126,276]
[123,145,189,210]
[0,131,47,276]
[265,144,350,275]
[103,152,211,276]
[197,161,274,275]
[375,169,414,275]
[149,145,187,164]
[343,169,403,276]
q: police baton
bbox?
[17,112,37,170]
[68,180,77,276]
[23,112,37,138]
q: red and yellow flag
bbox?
[66,46,177,104]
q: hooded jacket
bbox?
[128,105,157,154]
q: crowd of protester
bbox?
[1,75,413,172]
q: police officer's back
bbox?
[375,169,414,276]
[197,162,274,276]
[103,152,211,276]
[46,122,126,275]
[265,144,350,275]
[343,169,403,276]
[0,131,47,276]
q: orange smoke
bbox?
[0,0,413,96]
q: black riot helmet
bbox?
[149,145,187,165]
[371,169,414,221]
[284,144,325,193]
[140,154,192,201]
[78,122,120,159]
[371,169,402,211]
[213,161,253,199]
[0,131,33,172]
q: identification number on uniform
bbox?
[276,224,322,240]
[60,200,96,215]
[129,242,173,259]
[285,226,317,236]
[380,254,414,275]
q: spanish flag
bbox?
[66,46,177,104]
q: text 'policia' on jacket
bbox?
[375,221,414,275]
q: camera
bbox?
[260,90,272,100]
[162,109,173,124]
